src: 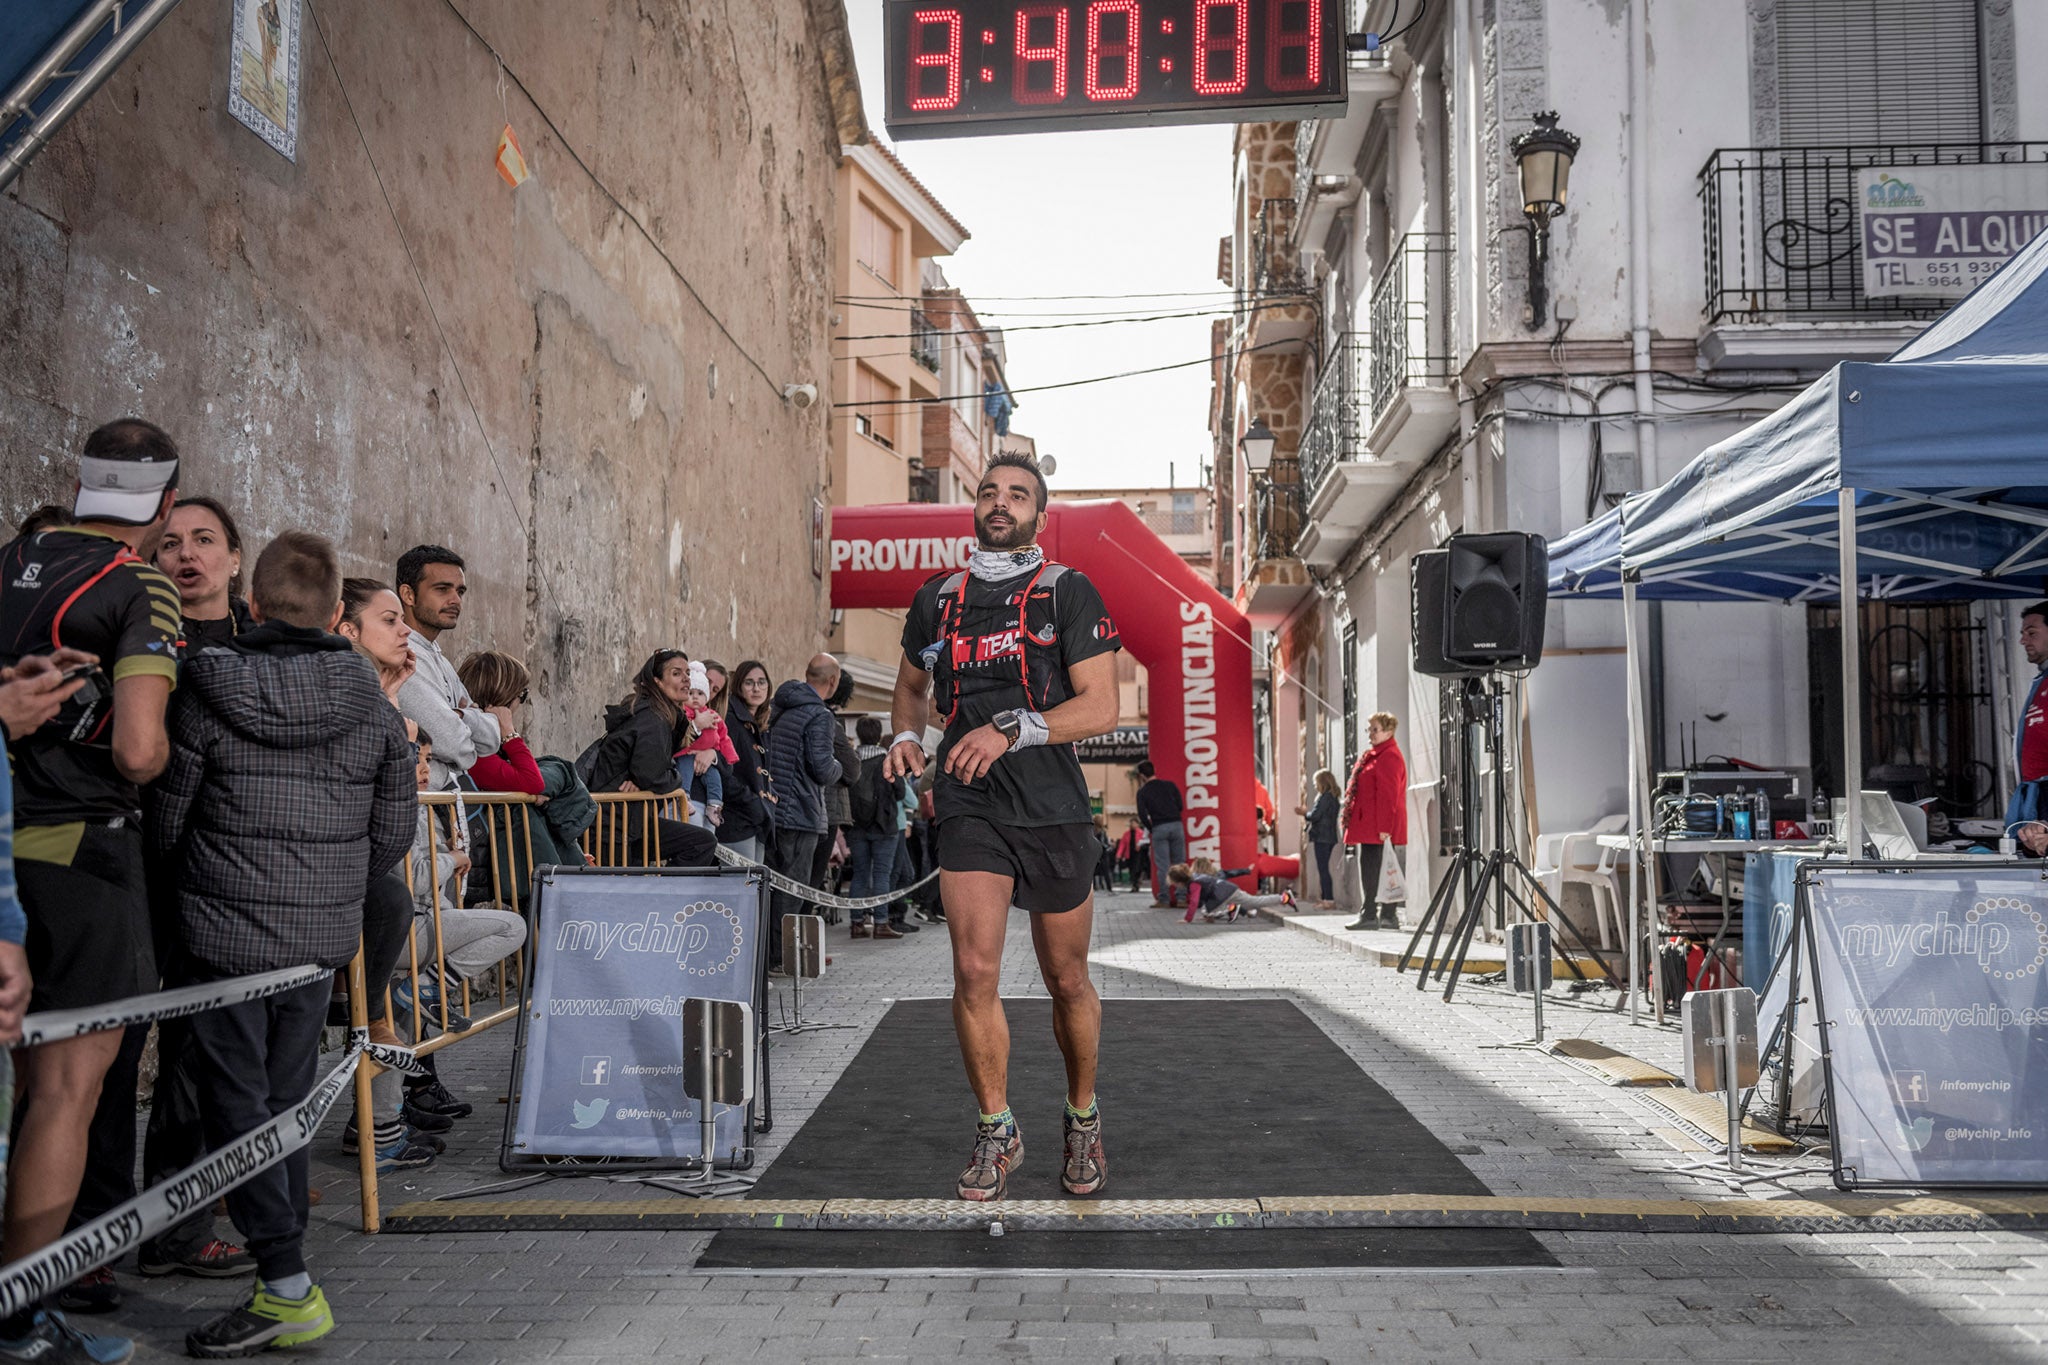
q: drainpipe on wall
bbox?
[1453,0,1480,534]
[1629,0,1662,771]
[1627,0,1656,477]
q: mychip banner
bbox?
[1806,863,2048,1187]
[510,869,763,1161]
[1857,163,2048,298]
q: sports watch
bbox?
[992,710,1023,748]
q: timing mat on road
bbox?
[705,997,1555,1270]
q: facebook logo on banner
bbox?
[1893,1070,1929,1106]
[581,1056,611,1086]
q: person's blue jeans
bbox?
[1312,840,1337,901]
[677,757,724,828]
[846,830,896,923]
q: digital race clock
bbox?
[885,0,1349,139]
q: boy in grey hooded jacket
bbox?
[152,532,413,1358]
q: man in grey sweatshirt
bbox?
[394,544,500,791]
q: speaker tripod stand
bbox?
[1398,675,1623,1003]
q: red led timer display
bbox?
[886,0,1346,138]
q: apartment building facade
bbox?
[1212,0,2048,908]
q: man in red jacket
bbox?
[1341,711,1408,930]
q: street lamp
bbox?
[1508,111,1580,330]
[1240,416,1276,475]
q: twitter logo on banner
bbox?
[571,1098,609,1130]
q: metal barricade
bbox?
[347,788,691,1231]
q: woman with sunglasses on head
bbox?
[579,648,718,868]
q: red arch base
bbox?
[829,501,1258,877]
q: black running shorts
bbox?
[937,816,1098,914]
[16,821,158,1012]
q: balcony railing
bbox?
[1253,468,1304,561]
[1253,196,1305,298]
[1298,333,1367,497]
[1699,142,2048,325]
[910,309,941,372]
[1368,233,1454,419]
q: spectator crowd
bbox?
[0,419,940,1363]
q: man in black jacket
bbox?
[152,531,415,1358]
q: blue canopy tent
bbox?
[1547,227,2048,1019]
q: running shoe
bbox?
[138,1238,255,1279]
[0,1309,133,1363]
[404,1078,474,1120]
[1280,890,1296,906]
[956,1117,1022,1202]
[186,1283,334,1358]
[54,1266,120,1314]
[1061,1108,1108,1196]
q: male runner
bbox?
[886,452,1122,1201]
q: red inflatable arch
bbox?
[829,500,1258,876]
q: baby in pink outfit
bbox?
[675,661,737,826]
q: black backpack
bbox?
[849,753,896,832]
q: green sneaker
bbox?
[185,1283,335,1358]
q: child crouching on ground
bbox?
[153,531,415,1357]
[1168,863,1294,923]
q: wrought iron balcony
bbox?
[1699,142,2048,325]
[1253,467,1304,562]
[1252,196,1305,298]
[1298,334,1367,498]
[910,309,941,373]
[1368,233,1454,420]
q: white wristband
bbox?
[1010,709,1050,750]
[892,729,925,751]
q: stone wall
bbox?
[0,0,854,754]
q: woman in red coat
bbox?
[1341,711,1408,930]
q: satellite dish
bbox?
[1038,454,1058,477]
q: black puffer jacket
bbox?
[764,679,841,834]
[153,623,415,974]
[581,698,683,795]
[717,701,772,845]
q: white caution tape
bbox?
[353,1027,428,1079]
[713,844,938,912]
[19,964,335,1046]
[0,1034,364,1319]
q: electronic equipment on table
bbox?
[1653,767,1806,841]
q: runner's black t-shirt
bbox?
[0,528,183,826]
[901,563,1120,828]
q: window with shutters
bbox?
[855,196,901,290]
[852,363,897,450]
[1773,0,1981,146]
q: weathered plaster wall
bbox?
[0,0,846,754]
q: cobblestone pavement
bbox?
[101,889,2048,1362]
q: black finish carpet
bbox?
[699,997,1555,1271]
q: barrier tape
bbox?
[0,1030,373,1319]
[20,964,335,1046]
[713,844,939,913]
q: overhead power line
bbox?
[832,297,1310,343]
[831,339,1291,408]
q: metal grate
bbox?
[1298,334,1368,499]
[1368,233,1453,421]
[1697,141,2048,324]
[1806,601,1999,820]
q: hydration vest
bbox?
[925,562,1073,725]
